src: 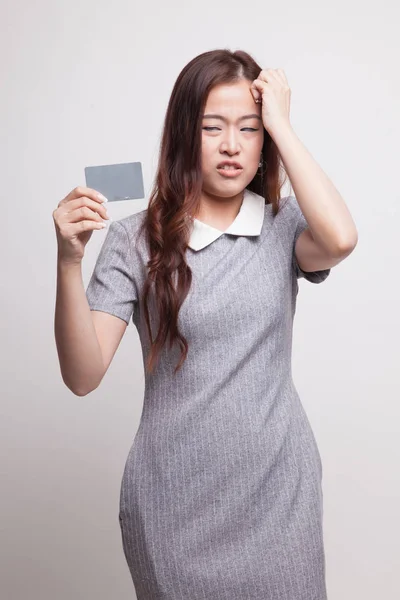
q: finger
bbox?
[257,69,270,83]
[250,79,265,102]
[60,186,108,207]
[262,69,280,86]
[276,69,287,85]
[67,196,110,220]
[64,205,107,225]
[64,219,108,235]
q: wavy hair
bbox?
[137,48,288,375]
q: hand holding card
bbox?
[53,186,110,265]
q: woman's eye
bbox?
[203,127,258,132]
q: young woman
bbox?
[54,49,357,599]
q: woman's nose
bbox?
[221,132,241,153]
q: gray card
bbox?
[84,161,144,202]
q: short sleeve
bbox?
[85,220,137,325]
[288,196,331,284]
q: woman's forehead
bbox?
[204,82,260,117]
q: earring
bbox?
[258,154,266,185]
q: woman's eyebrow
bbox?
[202,113,262,122]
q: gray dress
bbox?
[86,193,331,600]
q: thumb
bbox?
[250,80,263,103]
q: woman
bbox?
[54,49,358,599]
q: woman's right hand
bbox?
[53,186,110,265]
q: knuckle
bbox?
[54,209,63,223]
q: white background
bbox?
[1,0,399,598]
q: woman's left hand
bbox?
[250,68,292,136]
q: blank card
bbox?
[84,161,144,202]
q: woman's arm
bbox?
[55,258,129,396]
[272,124,358,268]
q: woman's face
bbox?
[201,79,264,200]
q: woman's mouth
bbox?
[216,166,243,178]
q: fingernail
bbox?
[97,193,108,202]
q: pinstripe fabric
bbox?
[86,191,331,599]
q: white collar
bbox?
[188,188,265,251]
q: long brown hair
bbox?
[137,49,288,375]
